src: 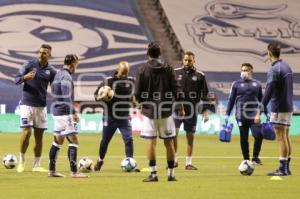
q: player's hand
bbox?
[178,105,185,118]
[23,69,36,80]
[73,113,79,123]
[202,110,209,123]
[224,115,229,124]
[254,114,261,124]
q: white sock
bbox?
[186,156,192,166]
[167,168,174,177]
[150,166,157,177]
[279,157,288,161]
[19,153,25,163]
[33,157,41,167]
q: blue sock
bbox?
[68,144,78,173]
[49,142,60,171]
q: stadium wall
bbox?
[0,113,299,135]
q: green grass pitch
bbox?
[0,133,299,199]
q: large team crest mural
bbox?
[186,0,300,63]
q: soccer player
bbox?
[135,42,183,182]
[226,63,264,164]
[94,61,136,171]
[15,44,56,173]
[255,43,293,176]
[173,51,209,170]
[48,54,87,178]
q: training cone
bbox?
[141,167,150,172]
[270,176,283,181]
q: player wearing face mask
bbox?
[225,63,264,164]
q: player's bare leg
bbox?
[267,126,289,176]
[17,127,32,172]
[32,128,47,172]
[286,127,292,175]
[185,132,197,170]
[164,138,176,181]
[143,139,158,182]
[173,129,179,167]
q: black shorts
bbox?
[174,114,197,133]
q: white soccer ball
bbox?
[121,157,137,172]
[78,157,94,173]
[97,86,114,102]
[238,160,255,176]
[2,154,18,169]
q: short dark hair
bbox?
[147,42,161,58]
[267,43,280,58]
[40,44,52,51]
[241,63,253,70]
[64,54,78,65]
[184,51,195,57]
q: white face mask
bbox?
[241,72,249,80]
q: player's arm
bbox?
[257,83,268,116]
[134,68,144,103]
[199,75,210,115]
[94,81,105,101]
[15,62,35,84]
[226,82,237,117]
[255,69,277,123]
[170,67,185,116]
[60,77,75,114]
[49,67,57,85]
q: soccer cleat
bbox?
[142,175,158,182]
[252,157,263,165]
[17,162,25,173]
[32,166,48,172]
[168,176,177,181]
[71,172,89,178]
[185,164,198,170]
[94,160,104,171]
[48,171,65,177]
[267,169,288,176]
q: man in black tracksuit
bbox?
[135,42,183,182]
[94,62,135,171]
[173,51,209,170]
[226,63,264,164]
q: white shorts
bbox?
[20,105,47,129]
[270,112,293,126]
[140,115,176,139]
[53,115,78,136]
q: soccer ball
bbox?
[121,157,137,172]
[97,86,114,102]
[2,154,18,169]
[78,157,94,173]
[238,160,255,176]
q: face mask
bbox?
[240,72,249,80]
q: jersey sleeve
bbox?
[94,80,105,101]
[226,82,237,116]
[15,62,30,85]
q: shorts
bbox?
[53,115,78,136]
[174,114,197,133]
[270,112,293,127]
[20,105,47,129]
[140,115,176,139]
